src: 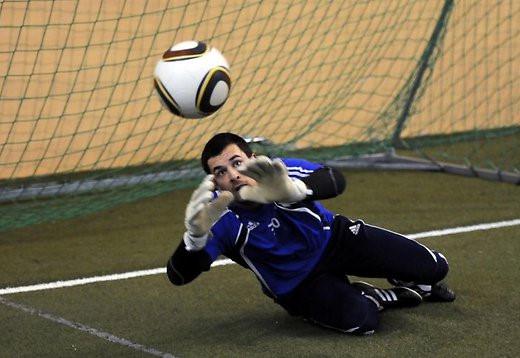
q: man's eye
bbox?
[215,170,224,177]
[233,160,242,167]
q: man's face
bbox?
[206,144,257,199]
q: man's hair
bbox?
[201,132,253,173]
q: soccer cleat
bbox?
[387,279,456,302]
[351,281,423,311]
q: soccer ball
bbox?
[153,41,231,119]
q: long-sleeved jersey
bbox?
[167,158,346,298]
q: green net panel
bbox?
[0,0,518,231]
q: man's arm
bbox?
[237,156,346,203]
[299,166,346,201]
[166,174,233,286]
[166,240,212,285]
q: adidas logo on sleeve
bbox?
[349,223,360,235]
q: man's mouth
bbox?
[234,183,247,192]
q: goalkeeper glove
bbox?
[184,175,234,251]
[237,156,309,204]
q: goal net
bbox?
[1,0,518,231]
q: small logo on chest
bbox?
[247,221,260,231]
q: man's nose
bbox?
[228,167,240,180]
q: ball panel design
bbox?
[162,41,208,62]
[153,77,181,116]
[196,67,231,114]
[210,81,230,106]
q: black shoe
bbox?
[351,281,423,311]
[387,279,456,302]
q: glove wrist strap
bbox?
[286,178,309,202]
[183,231,209,251]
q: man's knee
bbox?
[346,305,379,335]
[309,296,380,335]
[432,250,449,283]
[286,273,382,334]
[415,249,450,284]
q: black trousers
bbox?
[276,215,449,334]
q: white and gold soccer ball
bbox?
[153,41,231,119]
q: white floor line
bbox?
[406,218,520,239]
[1,219,519,296]
[0,296,176,358]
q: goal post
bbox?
[0,0,518,231]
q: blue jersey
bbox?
[204,158,335,297]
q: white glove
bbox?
[237,156,309,204]
[184,175,234,251]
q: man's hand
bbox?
[237,156,308,204]
[184,175,234,251]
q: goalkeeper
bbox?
[166,132,455,334]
